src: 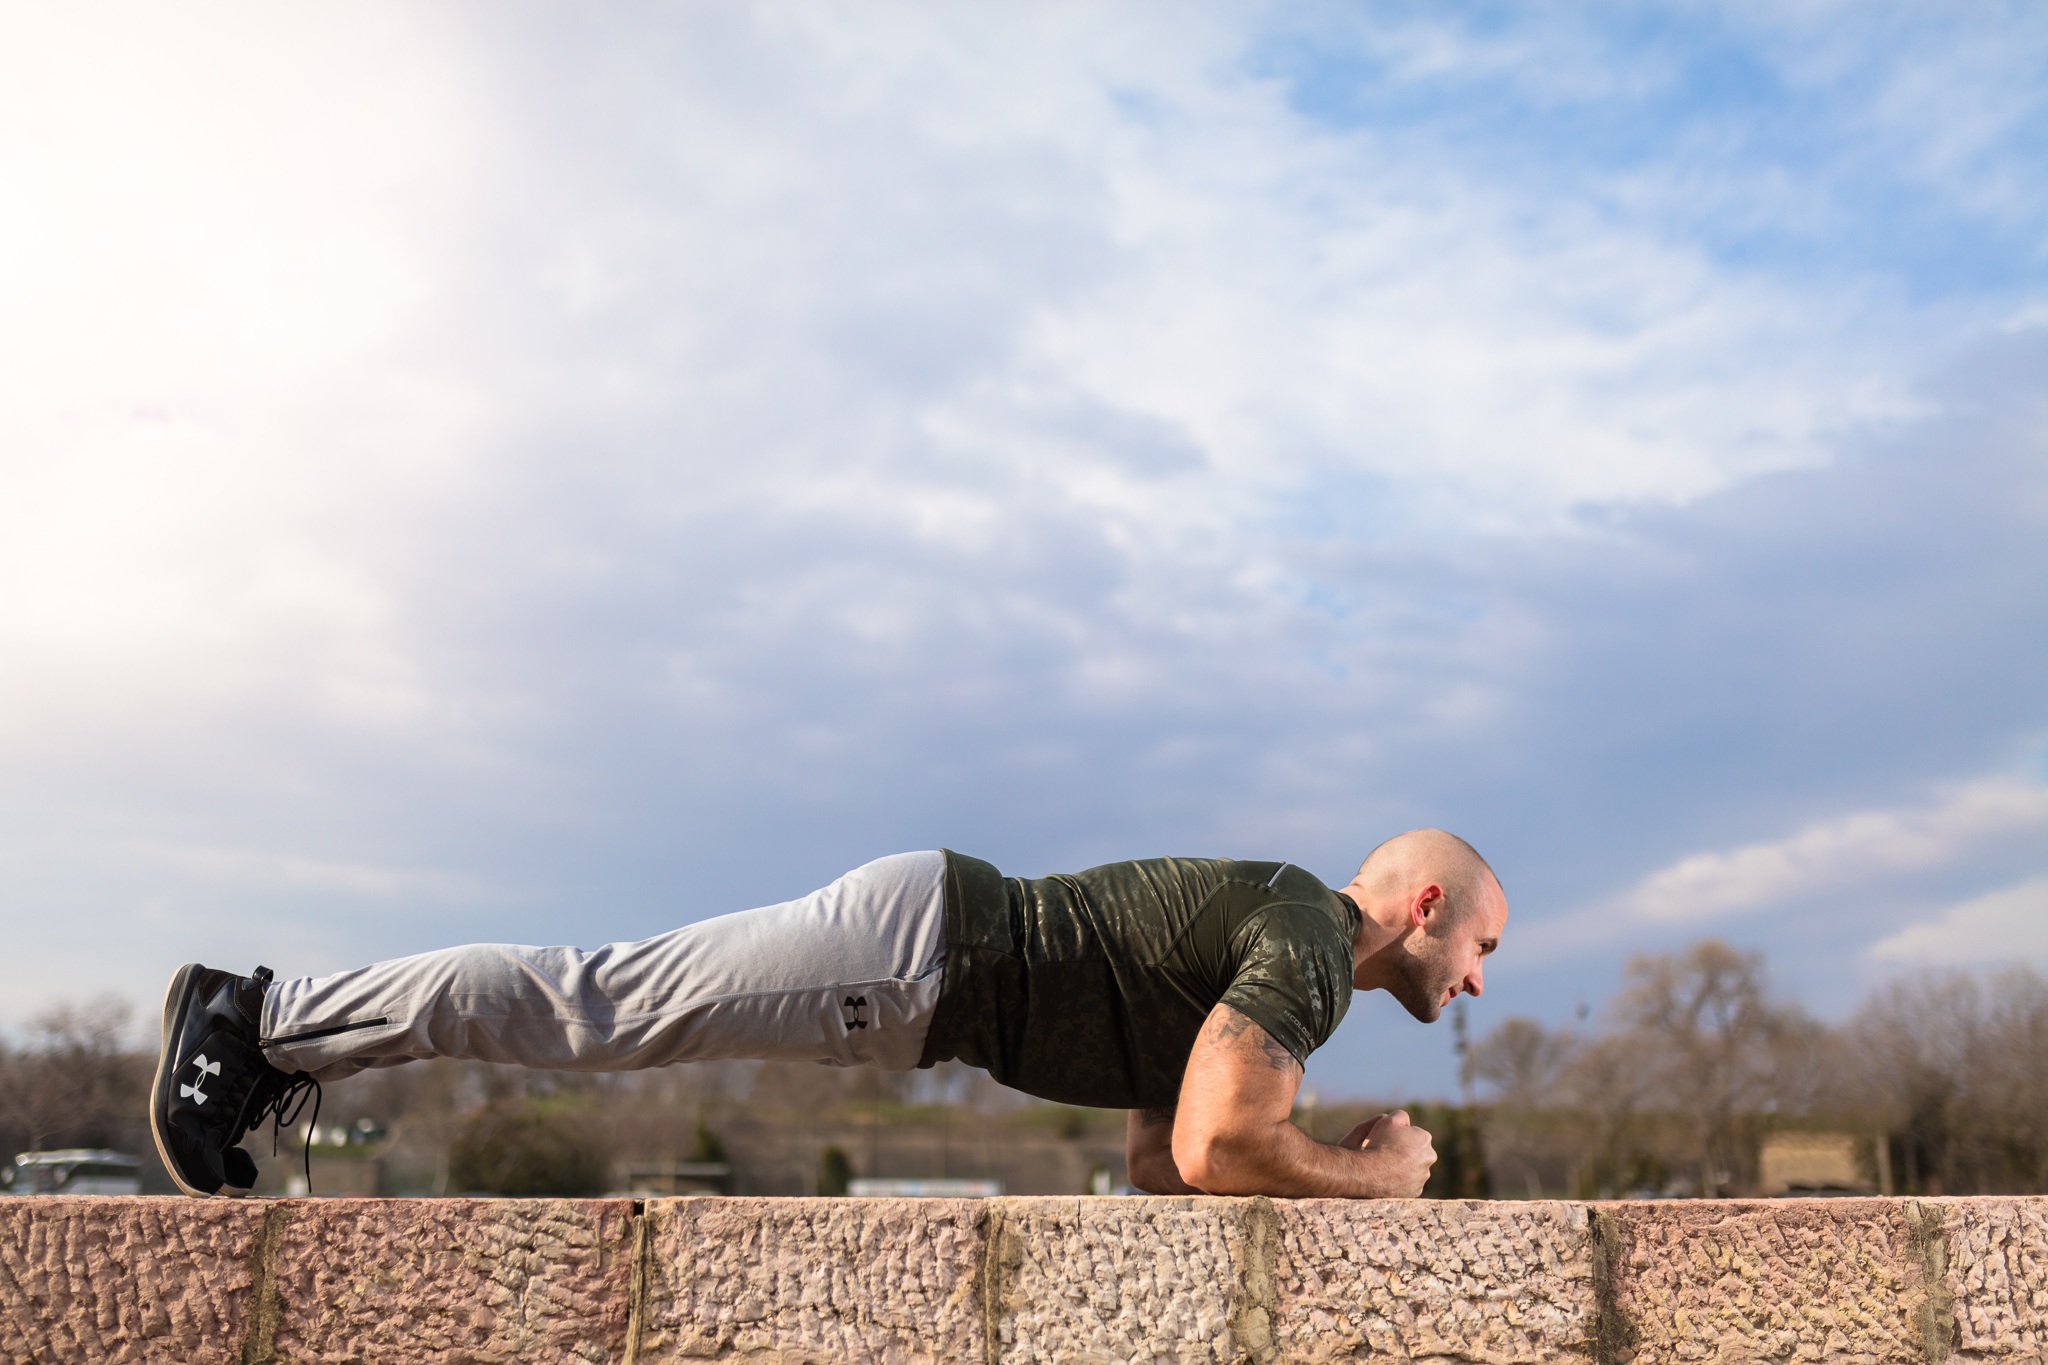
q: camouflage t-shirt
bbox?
[916,851,1360,1109]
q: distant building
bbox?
[612,1161,733,1197]
[848,1178,1002,1197]
[283,1154,388,1198]
[1758,1133,1871,1196]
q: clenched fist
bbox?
[1338,1109,1437,1197]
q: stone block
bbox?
[1272,1198,1595,1363]
[1939,1195,2048,1362]
[634,1195,986,1363]
[990,1196,1245,1364]
[1599,1198,1933,1365]
[0,1196,265,1365]
[260,1197,634,1364]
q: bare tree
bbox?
[1463,1017,1573,1109]
[1558,1028,1665,1196]
[1611,941,1801,1196]
[1464,1016,1591,1197]
[0,996,143,1154]
[1846,966,2048,1193]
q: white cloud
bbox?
[139,843,487,903]
[1869,876,2048,966]
[1618,779,2048,924]
[0,6,481,748]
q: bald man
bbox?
[151,832,1506,1199]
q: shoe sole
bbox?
[148,963,252,1199]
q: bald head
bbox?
[1355,828,1502,927]
[1346,828,1507,1021]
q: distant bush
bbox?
[688,1121,728,1164]
[1410,1103,1489,1199]
[448,1098,609,1196]
[817,1144,853,1196]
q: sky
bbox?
[2,2,2044,1100]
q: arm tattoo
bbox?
[1139,1104,1176,1129]
[1211,1007,1302,1073]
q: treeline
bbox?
[1464,941,2048,1197]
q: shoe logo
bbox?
[842,996,868,1030]
[180,1053,222,1106]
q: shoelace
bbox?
[249,1072,323,1195]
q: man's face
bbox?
[1385,890,1504,1024]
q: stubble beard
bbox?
[1387,937,1461,1024]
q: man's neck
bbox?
[1343,878,1412,988]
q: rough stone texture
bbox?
[992,1196,1245,1364]
[263,1198,634,1364]
[635,1196,985,1363]
[1272,1198,1595,1363]
[0,1197,264,1365]
[7,1194,2048,1363]
[1939,1196,2048,1362]
[1601,1199,1932,1365]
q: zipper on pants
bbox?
[261,1017,391,1046]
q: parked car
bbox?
[1,1150,143,1195]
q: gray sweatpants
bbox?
[260,851,949,1084]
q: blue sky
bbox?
[2,2,2044,1100]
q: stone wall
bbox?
[2,1195,2041,1363]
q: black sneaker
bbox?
[150,963,318,1197]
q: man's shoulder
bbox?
[1234,863,1359,941]
[1067,855,1327,887]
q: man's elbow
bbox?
[1172,1128,1266,1194]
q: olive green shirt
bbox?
[916,851,1361,1109]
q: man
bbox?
[151,829,1504,1199]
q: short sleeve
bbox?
[1216,901,1354,1065]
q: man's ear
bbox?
[1410,884,1445,927]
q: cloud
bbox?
[1870,875,2048,966]
[1614,779,2048,924]
[139,844,487,903]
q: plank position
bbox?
[151,829,1504,1198]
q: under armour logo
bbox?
[180,1053,222,1106]
[843,996,868,1030]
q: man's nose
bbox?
[1464,962,1485,997]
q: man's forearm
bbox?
[1178,1119,1420,1198]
